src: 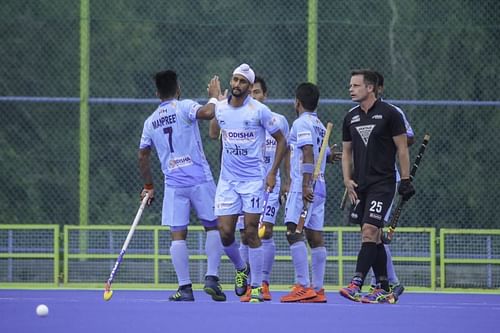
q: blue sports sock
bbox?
[223,241,246,271]
[385,244,399,285]
[248,246,264,288]
[311,246,326,291]
[205,230,222,277]
[261,238,276,283]
[170,240,191,286]
[290,241,310,287]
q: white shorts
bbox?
[162,181,217,227]
[284,191,325,231]
[215,179,264,216]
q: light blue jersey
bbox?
[139,99,214,187]
[289,112,327,197]
[389,102,414,182]
[263,112,290,182]
[215,96,281,181]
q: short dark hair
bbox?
[351,69,378,89]
[296,82,320,111]
[154,70,178,98]
[254,76,267,94]
[373,70,384,88]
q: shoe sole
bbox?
[203,287,227,302]
[339,290,360,302]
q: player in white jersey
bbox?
[280,83,329,303]
[138,70,226,302]
[211,64,287,303]
[238,76,290,302]
[366,71,415,298]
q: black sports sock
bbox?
[354,242,378,285]
[373,243,390,291]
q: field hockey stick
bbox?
[340,188,348,210]
[258,187,271,238]
[103,193,150,301]
[295,122,333,234]
[382,134,430,244]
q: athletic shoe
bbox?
[240,285,252,302]
[339,283,361,302]
[235,265,250,296]
[203,275,226,302]
[299,288,327,303]
[391,284,405,298]
[168,284,194,301]
[249,287,264,303]
[360,288,397,304]
[280,284,317,302]
[368,285,377,294]
[261,281,272,301]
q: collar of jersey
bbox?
[299,111,317,118]
[159,99,176,107]
[227,94,251,107]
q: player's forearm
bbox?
[394,134,411,179]
[138,149,153,186]
[208,118,220,139]
[341,143,353,184]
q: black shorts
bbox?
[349,185,396,228]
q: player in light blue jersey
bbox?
[237,76,290,302]
[366,71,415,298]
[138,70,226,302]
[280,83,329,303]
[211,64,287,302]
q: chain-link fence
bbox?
[1,0,500,232]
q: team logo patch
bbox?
[355,125,375,146]
[167,155,193,170]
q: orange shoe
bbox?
[261,281,272,301]
[239,286,252,302]
[299,288,327,303]
[280,284,316,303]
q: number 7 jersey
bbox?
[139,99,214,187]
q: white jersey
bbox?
[289,112,327,197]
[215,95,281,181]
[139,99,214,187]
[263,112,290,182]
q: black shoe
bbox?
[169,284,194,301]
[235,265,250,296]
[203,275,226,302]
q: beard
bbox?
[231,88,244,97]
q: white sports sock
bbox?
[170,240,191,286]
[224,241,246,271]
[205,230,222,277]
[385,244,399,285]
[239,243,249,266]
[311,246,326,291]
[261,238,276,283]
[248,246,264,288]
[290,241,310,287]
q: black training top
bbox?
[342,99,406,191]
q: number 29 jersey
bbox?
[139,99,214,187]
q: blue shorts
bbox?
[215,179,265,216]
[284,191,325,231]
[161,181,217,227]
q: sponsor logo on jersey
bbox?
[355,125,375,146]
[216,201,233,209]
[369,212,382,220]
[298,131,312,140]
[167,155,193,170]
[222,129,256,143]
[350,115,360,124]
[372,115,383,119]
